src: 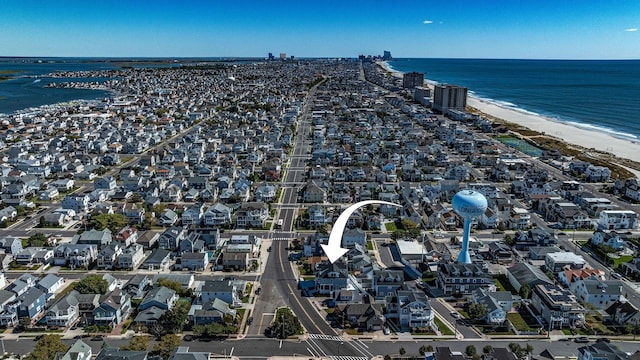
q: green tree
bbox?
[74,274,109,294]
[483,345,494,354]
[25,335,69,360]
[159,299,191,334]
[399,347,406,356]
[468,303,488,321]
[156,279,193,298]
[121,335,150,351]
[27,233,47,247]
[519,283,531,299]
[153,334,181,360]
[272,308,303,338]
[88,213,128,233]
[465,345,477,357]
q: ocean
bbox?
[387,58,640,141]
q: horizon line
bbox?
[1,55,640,61]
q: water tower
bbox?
[452,190,488,264]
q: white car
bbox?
[383,327,391,335]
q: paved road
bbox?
[3,336,639,358]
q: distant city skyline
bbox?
[1,0,639,59]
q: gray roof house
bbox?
[138,286,178,311]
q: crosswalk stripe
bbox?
[308,333,345,341]
[330,356,368,360]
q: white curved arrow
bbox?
[321,200,402,263]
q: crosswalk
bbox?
[308,333,345,342]
[271,237,291,242]
[330,356,368,360]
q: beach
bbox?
[378,61,640,165]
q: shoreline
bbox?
[378,61,640,165]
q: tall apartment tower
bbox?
[279,53,287,60]
[432,84,468,113]
[383,50,392,60]
[402,72,424,89]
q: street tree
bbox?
[120,335,150,351]
[74,274,109,294]
[153,334,181,360]
[25,335,69,360]
[468,302,488,321]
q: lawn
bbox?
[434,316,454,336]
[610,254,633,267]
[507,312,534,332]
[366,240,374,251]
[493,274,518,294]
[384,222,397,232]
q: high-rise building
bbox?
[413,86,431,105]
[268,52,274,60]
[279,53,286,60]
[402,72,424,89]
[382,50,392,60]
[432,84,468,113]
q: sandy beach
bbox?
[378,61,640,165]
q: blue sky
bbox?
[1,0,639,59]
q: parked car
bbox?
[255,287,262,295]
[383,327,391,335]
[247,317,253,325]
[574,336,589,343]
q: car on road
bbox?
[247,317,253,325]
[255,287,262,295]
[267,246,272,252]
[574,336,589,343]
[611,273,622,279]
[449,311,460,319]
[383,327,390,335]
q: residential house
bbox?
[577,340,632,360]
[95,348,148,360]
[117,244,145,270]
[15,287,46,321]
[61,194,90,213]
[513,229,557,250]
[137,230,160,249]
[373,269,404,300]
[124,274,150,299]
[341,228,366,248]
[158,209,179,226]
[591,230,627,250]
[190,298,236,325]
[0,236,23,254]
[0,206,17,222]
[198,279,238,305]
[158,226,187,250]
[334,303,385,331]
[96,243,122,270]
[177,252,208,271]
[0,290,17,327]
[386,288,433,329]
[570,279,623,309]
[73,229,112,247]
[604,300,640,326]
[598,210,638,230]
[53,244,98,268]
[545,252,587,273]
[558,268,606,287]
[315,261,349,296]
[138,286,178,311]
[59,339,92,360]
[435,262,493,295]
[93,289,131,328]
[507,262,554,292]
[303,180,327,203]
[531,283,585,329]
[142,249,171,271]
[36,273,65,300]
[115,226,138,247]
[203,203,232,226]
[235,202,268,228]
[94,176,117,191]
[121,203,145,224]
[182,203,204,226]
[46,293,79,327]
[470,288,509,325]
[308,204,327,227]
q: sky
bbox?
[1,0,639,59]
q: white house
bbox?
[598,210,638,231]
[570,279,623,309]
[591,231,627,250]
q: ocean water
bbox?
[0,58,117,114]
[387,58,640,140]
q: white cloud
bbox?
[625,28,638,32]
[423,20,433,24]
